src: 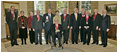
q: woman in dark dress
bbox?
[18,11,28,45]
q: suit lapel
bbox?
[73,14,76,21]
[10,12,13,20]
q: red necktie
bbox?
[30,16,33,21]
[86,16,89,22]
[20,16,24,22]
[11,11,14,19]
[36,15,40,20]
[63,14,67,20]
[93,14,97,19]
[55,24,59,31]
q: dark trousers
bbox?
[21,38,26,44]
[83,29,91,44]
[63,29,69,43]
[92,29,99,44]
[35,29,42,44]
[101,30,108,46]
[71,28,79,44]
[29,28,35,44]
[19,28,27,45]
[80,28,84,42]
[52,32,62,46]
[45,30,51,44]
[9,27,18,45]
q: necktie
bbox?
[75,14,77,21]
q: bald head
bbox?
[48,9,52,14]
[63,9,67,14]
[102,9,107,15]
[74,8,78,13]
[36,10,40,15]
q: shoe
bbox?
[40,43,42,45]
[92,42,95,44]
[25,43,27,45]
[87,43,89,45]
[103,45,107,47]
[81,40,83,42]
[15,44,19,45]
[72,42,74,44]
[31,43,33,44]
[66,42,68,44]
[63,41,65,44]
[11,44,14,47]
[83,43,86,45]
[76,42,78,44]
[35,43,38,45]
[46,43,48,44]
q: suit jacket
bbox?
[80,13,86,28]
[91,13,101,29]
[100,15,111,31]
[28,16,33,28]
[43,13,55,31]
[70,13,81,29]
[83,15,93,30]
[18,16,27,28]
[32,15,43,30]
[6,11,18,31]
[51,24,62,33]
[61,14,70,30]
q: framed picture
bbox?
[105,4,117,16]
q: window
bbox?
[34,1,45,16]
[80,1,91,13]
[57,1,69,15]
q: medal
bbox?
[86,15,89,24]
[86,22,88,24]
[20,16,24,25]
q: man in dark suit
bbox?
[83,11,92,45]
[43,9,55,44]
[61,9,70,44]
[99,9,111,47]
[79,8,86,42]
[6,6,19,46]
[32,10,43,45]
[91,9,101,45]
[70,8,81,44]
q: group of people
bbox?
[6,6,110,48]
